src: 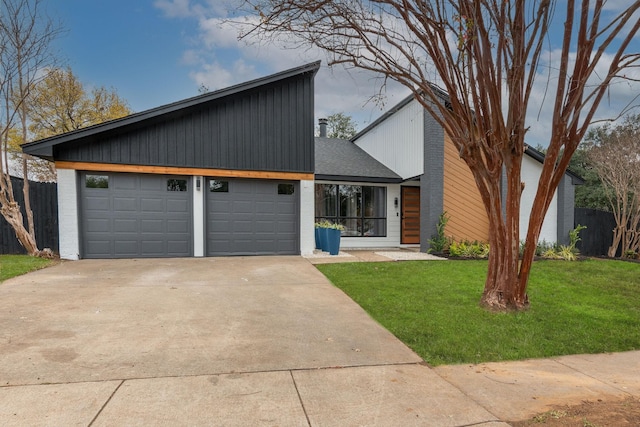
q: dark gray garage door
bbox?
[206,179,299,256]
[80,172,192,258]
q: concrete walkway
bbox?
[0,256,638,426]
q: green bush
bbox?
[448,240,490,259]
[538,225,586,261]
[427,212,451,254]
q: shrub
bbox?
[449,240,490,259]
[427,212,451,254]
[535,239,557,256]
[538,225,586,261]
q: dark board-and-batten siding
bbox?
[54,76,314,173]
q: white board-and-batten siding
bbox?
[353,99,424,180]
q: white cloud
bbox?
[180,49,200,66]
[523,47,640,146]
[156,1,639,139]
[154,0,193,18]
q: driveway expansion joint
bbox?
[88,379,124,427]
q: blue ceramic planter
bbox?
[325,228,341,255]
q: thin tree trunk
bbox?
[0,188,39,254]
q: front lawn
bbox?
[0,254,54,282]
[316,259,640,366]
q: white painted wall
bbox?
[299,179,315,255]
[57,168,80,260]
[316,180,402,249]
[192,175,204,256]
[520,155,558,243]
[354,99,424,179]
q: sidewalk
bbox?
[434,350,640,423]
[304,248,447,264]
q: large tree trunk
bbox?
[480,157,528,310]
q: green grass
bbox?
[316,259,640,366]
[0,254,54,282]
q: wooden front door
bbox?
[401,186,420,244]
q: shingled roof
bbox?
[315,137,402,183]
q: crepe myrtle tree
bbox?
[237,0,640,310]
[585,114,640,258]
[0,0,61,256]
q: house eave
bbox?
[315,174,403,184]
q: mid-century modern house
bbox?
[23,62,582,259]
[316,93,583,253]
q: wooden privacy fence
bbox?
[574,207,617,257]
[0,176,58,254]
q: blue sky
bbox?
[49,0,396,130]
[49,0,639,146]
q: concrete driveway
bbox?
[0,256,503,426]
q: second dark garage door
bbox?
[206,178,299,256]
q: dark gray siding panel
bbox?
[420,107,445,252]
[55,75,315,173]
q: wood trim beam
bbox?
[55,161,315,181]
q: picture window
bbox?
[314,184,387,237]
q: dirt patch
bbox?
[510,396,640,426]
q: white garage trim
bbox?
[57,168,80,260]
[193,175,205,257]
[300,179,315,255]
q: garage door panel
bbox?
[206,179,299,256]
[167,219,190,233]
[140,219,163,233]
[140,241,166,256]
[140,198,164,213]
[84,196,110,211]
[114,219,137,233]
[114,241,139,255]
[256,201,275,212]
[139,175,163,190]
[85,218,110,233]
[232,200,252,212]
[233,221,253,233]
[86,240,111,256]
[255,221,275,233]
[167,199,189,213]
[81,172,192,258]
[113,197,137,212]
[112,175,136,190]
[277,222,296,233]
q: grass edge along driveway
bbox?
[316,259,640,366]
[0,254,55,282]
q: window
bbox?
[209,180,229,192]
[167,179,187,191]
[278,183,295,195]
[86,175,109,189]
[315,184,386,237]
